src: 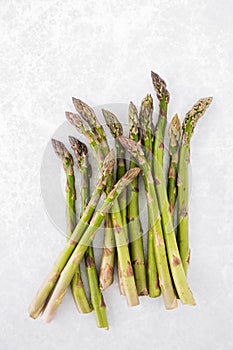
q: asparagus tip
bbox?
[51,138,69,160]
[141,94,153,108]
[139,94,154,134]
[66,111,87,131]
[65,111,77,125]
[128,102,139,122]
[72,97,87,114]
[151,71,170,103]
[72,96,80,107]
[72,97,98,128]
[116,167,140,188]
[168,114,181,141]
[182,96,213,135]
[129,101,136,108]
[68,136,88,156]
[119,136,138,154]
[102,109,123,138]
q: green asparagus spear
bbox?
[167,114,181,219]
[103,105,139,299]
[102,108,126,295]
[28,151,115,319]
[177,97,213,275]
[42,167,141,323]
[102,109,139,303]
[111,199,139,306]
[102,109,127,225]
[128,102,148,296]
[139,94,154,168]
[139,95,159,298]
[51,139,92,314]
[69,136,108,329]
[51,139,76,240]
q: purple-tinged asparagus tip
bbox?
[151,71,170,103]
[102,109,123,138]
[51,138,69,160]
[68,136,88,156]
[72,97,98,128]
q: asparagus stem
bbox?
[151,71,170,168]
[51,139,92,314]
[42,167,140,322]
[111,200,139,306]
[177,97,213,275]
[128,102,148,296]
[102,109,128,295]
[139,95,160,298]
[69,136,108,329]
[85,247,108,329]
[167,114,181,219]
[67,106,115,290]
[117,257,125,295]
[99,214,115,290]
[28,151,115,319]
[119,137,177,309]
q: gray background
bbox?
[1,1,233,349]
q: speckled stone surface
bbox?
[1,1,233,349]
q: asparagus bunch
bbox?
[66,101,115,290]
[139,95,160,298]
[167,114,181,219]
[42,167,140,322]
[28,151,115,319]
[69,136,108,329]
[128,102,147,296]
[29,71,213,329]
[51,139,91,314]
[177,97,213,275]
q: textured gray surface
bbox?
[1,1,233,349]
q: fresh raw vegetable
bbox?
[128,102,147,296]
[167,114,181,219]
[139,95,159,298]
[177,97,213,275]
[29,71,213,329]
[151,71,170,169]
